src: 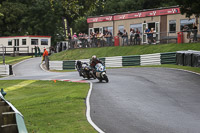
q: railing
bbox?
[56,30,200,52]
[0,93,28,133]
[0,46,29,55]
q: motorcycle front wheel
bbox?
[104,75,109,83]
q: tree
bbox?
[176,0,200,18]
[0,1,27,36]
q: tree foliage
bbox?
[176,0,200,18]
[1,0,199,45]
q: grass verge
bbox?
[0,56,32,65]
[49,43,200,61]
[0,80,96,133]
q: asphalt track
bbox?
[1,57,200,133]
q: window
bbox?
[103,27,113,35]
[118,25,124,33]
[31,39,38,45]
[169,20,176,33]
[22,39,26,45]
[130,24,142,33]
[8,40,12,46]
[180,19,195,31]
[41,39,48,45]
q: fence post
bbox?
[45,56,49,70]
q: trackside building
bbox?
[87,6,199,44]
[0,35,51,54]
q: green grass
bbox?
[0,80,96,133]
[49,43,200,61]
[0,56,32,65]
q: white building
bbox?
[0,35,51,55]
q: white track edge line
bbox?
[86,81,105,133]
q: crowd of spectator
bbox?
[67,29,113,49]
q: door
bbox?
[14,39,19,52]
[142,23,147,44]
[155,22,160,43]
[89,28,94,36]
[99,27,103,34]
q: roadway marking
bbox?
[5,80,37,91]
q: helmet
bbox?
[92,55,97,61]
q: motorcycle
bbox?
[95,63,109,83]
[76,61,96,79]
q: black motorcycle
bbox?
[76,61,96,79]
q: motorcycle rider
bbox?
[90,55,103,69]
[90,55,104,76]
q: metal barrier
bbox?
[56,30,200,53]
[0,46,29,55]
[0,65,10,76]
[49,52,177,70]
[0,93,28,133]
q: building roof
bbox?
[0,35,51,39]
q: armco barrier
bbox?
[0,65,10,75]
[49,52,183,70]
[105,56,122,67]
[0,93,28,133]
[122,55,140,66]
[63,60,76,70]
[49,61,63,70]
[141,53,161,66]
[161,52,176,64]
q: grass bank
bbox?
[0,56,32,65]
[50,43,200,61]
[0,80,96,133]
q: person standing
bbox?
[192,23,198,42]
[135,28,141,45]
[145,27,151,44]
[34,45,38,57]
[122,29,128,46]
[37,46,41,57]
[42,48,48,63]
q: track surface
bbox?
[1,57,200,133]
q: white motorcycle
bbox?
[95,63,109,83]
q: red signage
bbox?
[87,16,113,23]
[87,7,180,23]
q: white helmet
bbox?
[92,55,97,60]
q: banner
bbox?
[87,7,180,23]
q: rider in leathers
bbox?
[90,55,103,76]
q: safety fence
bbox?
[0,46,29,55]
[56,31,200,53]
[49,52,177,70]
[0,65,13,76]
[0,93,28,133]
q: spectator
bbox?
[134,28,140,45]
[117,30,123,37]
[117,30,123,46]
[183,25,191,39]
[145,27,151,44]
[73,33,78,48]
[105,29,112,46]
[150,28,156,44]
[130,28,135,45]
[192,23,198,42]
[122,29,128,46]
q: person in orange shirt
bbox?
[42,48,48,63]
